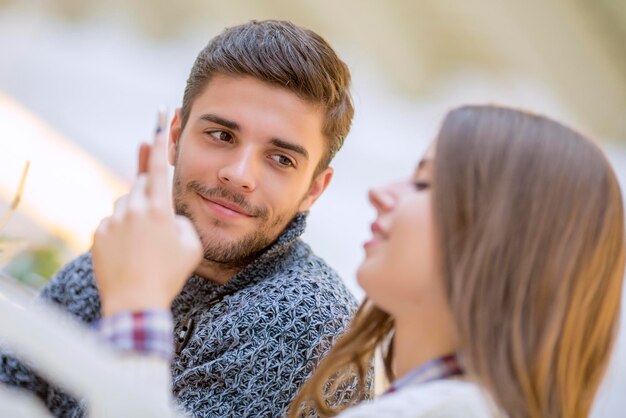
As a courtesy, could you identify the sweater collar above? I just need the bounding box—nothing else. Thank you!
[186,211,308,293]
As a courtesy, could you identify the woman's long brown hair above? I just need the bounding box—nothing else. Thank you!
[289,105,625,418]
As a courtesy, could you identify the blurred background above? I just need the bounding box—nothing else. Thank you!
[0,0,625,415]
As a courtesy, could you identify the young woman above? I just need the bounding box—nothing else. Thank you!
[93,105,625,418]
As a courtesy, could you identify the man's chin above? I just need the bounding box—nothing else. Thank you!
[198,236,236,257]
[199,250,259,271]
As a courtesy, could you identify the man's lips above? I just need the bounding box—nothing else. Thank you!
[198,194,254,218]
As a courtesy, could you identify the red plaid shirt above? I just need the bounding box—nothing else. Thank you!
[97,310,173,361]
[384,353,464,395]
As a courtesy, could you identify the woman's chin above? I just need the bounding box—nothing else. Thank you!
[356,261,378,295]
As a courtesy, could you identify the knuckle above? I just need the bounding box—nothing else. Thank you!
[126,205,143,219]
[95,217,110,235]
[148,202,167,219]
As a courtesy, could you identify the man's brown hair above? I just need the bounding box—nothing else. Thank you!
[181,20,353,175]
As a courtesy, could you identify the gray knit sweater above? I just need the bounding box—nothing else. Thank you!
[0,213,362,417]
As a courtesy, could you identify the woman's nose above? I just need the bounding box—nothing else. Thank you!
[368,181,413,213]
[368,186,395,213]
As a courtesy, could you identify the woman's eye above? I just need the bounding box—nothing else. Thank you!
[208,130,233,143]
[413,181,430,191]
[270,154,295,168]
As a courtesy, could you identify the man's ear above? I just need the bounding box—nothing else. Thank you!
[298,167,334,212]
[168,108,183,165]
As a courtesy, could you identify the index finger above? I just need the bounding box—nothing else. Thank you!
[137,142,150,176]
[148,109,171,207]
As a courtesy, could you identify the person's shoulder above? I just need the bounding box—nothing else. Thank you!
[338,380,498,418]
[266,240,358,315]
[227,241,357,334]
[39,252,100,323]
[284,240,354,293]
[406,379,498,416]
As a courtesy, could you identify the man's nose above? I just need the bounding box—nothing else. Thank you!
[217,146,258,192]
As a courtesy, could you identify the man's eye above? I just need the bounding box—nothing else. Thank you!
[208,130,233,143]
[269,154,295,168]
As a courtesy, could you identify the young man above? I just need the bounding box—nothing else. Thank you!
[0,20,361,417]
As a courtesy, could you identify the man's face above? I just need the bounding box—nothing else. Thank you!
[169,74,333,269]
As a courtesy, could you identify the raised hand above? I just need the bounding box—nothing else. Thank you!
[92,111,202,317]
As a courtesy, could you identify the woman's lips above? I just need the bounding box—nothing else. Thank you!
[364,221,388,250]
[363,239,382,250]
[371,221,388,237]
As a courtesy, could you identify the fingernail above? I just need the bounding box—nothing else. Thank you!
[155,106,169,134]
[155,110,163,134]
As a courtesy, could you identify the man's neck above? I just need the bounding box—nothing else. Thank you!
[190,213,305,285]
[193,260,244,285]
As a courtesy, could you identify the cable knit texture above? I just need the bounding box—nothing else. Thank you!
[0,213,362,417]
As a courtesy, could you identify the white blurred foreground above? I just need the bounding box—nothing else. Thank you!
[0,276,185,418]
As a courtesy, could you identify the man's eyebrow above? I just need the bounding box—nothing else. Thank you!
[198,114,240,131]
[270,138,309,160]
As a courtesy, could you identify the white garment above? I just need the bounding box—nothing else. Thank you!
[337,379,500,418]
[0,286,495,418]
[0,286,185,418]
